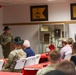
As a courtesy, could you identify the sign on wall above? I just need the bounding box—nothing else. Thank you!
[30,5,48,21]
[70,3,76,20]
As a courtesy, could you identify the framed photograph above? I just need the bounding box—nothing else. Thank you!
[30,5,48,21]
[54,29,61,37]
[70,3,76,20]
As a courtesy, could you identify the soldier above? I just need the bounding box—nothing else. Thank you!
[0,26,13,58]
[1,36,27,72]
[36,50,61,75]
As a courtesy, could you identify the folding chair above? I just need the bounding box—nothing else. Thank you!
[14,58,26,70]
[25,56,36,66]
[34,54,41,64]
[0,60,4,71]
[64,51,72,60]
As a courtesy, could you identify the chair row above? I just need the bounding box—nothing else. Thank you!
[0,54,41,71]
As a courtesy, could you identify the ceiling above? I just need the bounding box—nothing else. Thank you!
[0,0,76,5]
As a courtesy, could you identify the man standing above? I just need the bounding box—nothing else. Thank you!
[0,26,13,58]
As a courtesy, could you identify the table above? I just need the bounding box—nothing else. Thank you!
[39,53,48,63]
[40,53,48,59]
[0,72,21,75]
[22,62,50,75]
[0,59,6,63]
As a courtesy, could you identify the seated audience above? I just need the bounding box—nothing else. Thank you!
[56,60,76,75]
[36,50,61,75]
[44,70,65,75]
[64,38,73,60]
[23,40,35,57]
[1,36,26,72]
[60,39,72,59]
[70,42,76,65]
[67,38,74,48]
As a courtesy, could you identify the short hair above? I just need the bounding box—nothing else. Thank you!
[67,38,73,44]
[23,40,30,47]
[44,70,65,75]
[72,42,76,54]
[49,50,61,61]
[56,60,76,75]
[62,39,67,45]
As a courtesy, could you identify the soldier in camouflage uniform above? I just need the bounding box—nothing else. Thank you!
[0,26,13,58]
[1,36,27,72]
[36,50,61,75]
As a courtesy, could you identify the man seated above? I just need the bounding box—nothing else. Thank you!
[60,39,72,59]
[36,50,61,75]
[1,36,27,72]
[56,60,76,75]
[23,40,35,57]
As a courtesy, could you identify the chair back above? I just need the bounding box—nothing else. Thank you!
[34,54,41,64]
[64,51,72,60]
[14,58,26,69]
[25,56,36,66]
[0,60,4,71]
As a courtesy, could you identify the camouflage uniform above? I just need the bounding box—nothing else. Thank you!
[1,48,26,72]
[36,64,56,75]
[0,32,13,58]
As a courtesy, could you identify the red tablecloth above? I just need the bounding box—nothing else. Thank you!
[40,53,48,59]
[39,53,48,63]
[0,72,21,75]
[22,62,50,75]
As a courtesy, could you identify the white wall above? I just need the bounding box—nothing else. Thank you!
[3,2,75,54]
[48,2,70,21]
[10,25,39,54]
[3,2,71,23]
[69,24,76,42]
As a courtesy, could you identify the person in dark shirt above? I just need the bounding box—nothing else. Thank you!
[23,40,35,57]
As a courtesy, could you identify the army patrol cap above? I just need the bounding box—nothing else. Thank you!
[13,36,24,44]
[3,26,11,31]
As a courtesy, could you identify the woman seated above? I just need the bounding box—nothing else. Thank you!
[70,42,76,65]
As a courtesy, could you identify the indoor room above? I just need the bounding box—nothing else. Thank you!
[0,0,76,75]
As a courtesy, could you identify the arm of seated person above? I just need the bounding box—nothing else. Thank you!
[1,53,14,71]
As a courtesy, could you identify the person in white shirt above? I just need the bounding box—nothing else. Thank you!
[60,39,72,59]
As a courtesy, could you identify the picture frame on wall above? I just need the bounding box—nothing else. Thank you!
[30,5,48,21]
[54,29,61,37]
[70,3,76,20]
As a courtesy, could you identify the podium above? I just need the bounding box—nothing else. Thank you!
[5,42,15,58]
